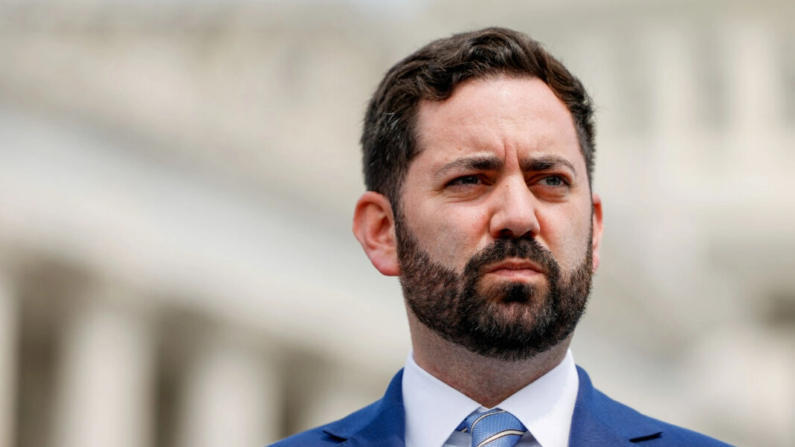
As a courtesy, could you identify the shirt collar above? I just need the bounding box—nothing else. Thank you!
[499,350,579,447]
[402,349,579,447]
[402,352,481,447]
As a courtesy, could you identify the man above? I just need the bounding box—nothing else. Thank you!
[271,27,731,447]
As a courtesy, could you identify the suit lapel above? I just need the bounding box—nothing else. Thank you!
[569,399,636,447]
[323,370,406,447]
[341,400,405,447]
[569,367,663,446]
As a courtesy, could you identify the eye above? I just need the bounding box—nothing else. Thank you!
[447,175,483,187]
[538,175,568,187]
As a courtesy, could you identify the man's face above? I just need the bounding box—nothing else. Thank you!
[395,75,602,361]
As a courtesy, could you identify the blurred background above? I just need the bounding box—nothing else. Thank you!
[0,0,794,446]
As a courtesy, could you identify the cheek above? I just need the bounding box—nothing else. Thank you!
[538,207,592,270]
[414,207,489,267]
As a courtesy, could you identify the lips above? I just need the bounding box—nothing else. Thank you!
[485,259,546,276]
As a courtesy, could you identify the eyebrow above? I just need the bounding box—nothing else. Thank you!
[433,153,577,181]
[520,155,577,175]
[433,155,504,181]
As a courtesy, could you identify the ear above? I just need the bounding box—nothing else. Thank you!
[352,191,400,276]
[591,193,604,272]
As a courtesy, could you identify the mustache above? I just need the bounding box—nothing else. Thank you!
[463,237,558,277]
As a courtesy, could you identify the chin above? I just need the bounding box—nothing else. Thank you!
[480,280,549,306]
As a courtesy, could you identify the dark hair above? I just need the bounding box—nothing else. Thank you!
[360,27,596,207]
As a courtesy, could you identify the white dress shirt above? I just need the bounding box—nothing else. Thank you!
[402,350,579,447]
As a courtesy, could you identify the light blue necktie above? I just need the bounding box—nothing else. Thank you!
[456,408,528,447]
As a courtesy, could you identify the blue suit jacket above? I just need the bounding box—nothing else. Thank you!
[270,366,732,447]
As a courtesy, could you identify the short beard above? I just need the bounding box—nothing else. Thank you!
[396,215,593,362]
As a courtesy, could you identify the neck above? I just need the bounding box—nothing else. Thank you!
[408,311,572,408]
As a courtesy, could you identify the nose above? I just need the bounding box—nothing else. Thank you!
[489,176,540,239]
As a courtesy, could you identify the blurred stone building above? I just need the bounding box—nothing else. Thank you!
[0,1,793,446]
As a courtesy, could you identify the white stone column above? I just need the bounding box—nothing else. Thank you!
[726,19,781,138]
[52,288,155,447]
[0,270,18,447]
[176,331,281,447]
[646,25,698,139]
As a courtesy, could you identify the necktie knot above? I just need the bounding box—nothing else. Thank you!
[456,408,527,447]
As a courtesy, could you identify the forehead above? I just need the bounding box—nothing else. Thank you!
[414,76,583,171]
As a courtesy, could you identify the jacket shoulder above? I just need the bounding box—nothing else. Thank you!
[267,425,339,447]
[590,386,733,446]
[267,399,382,447]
